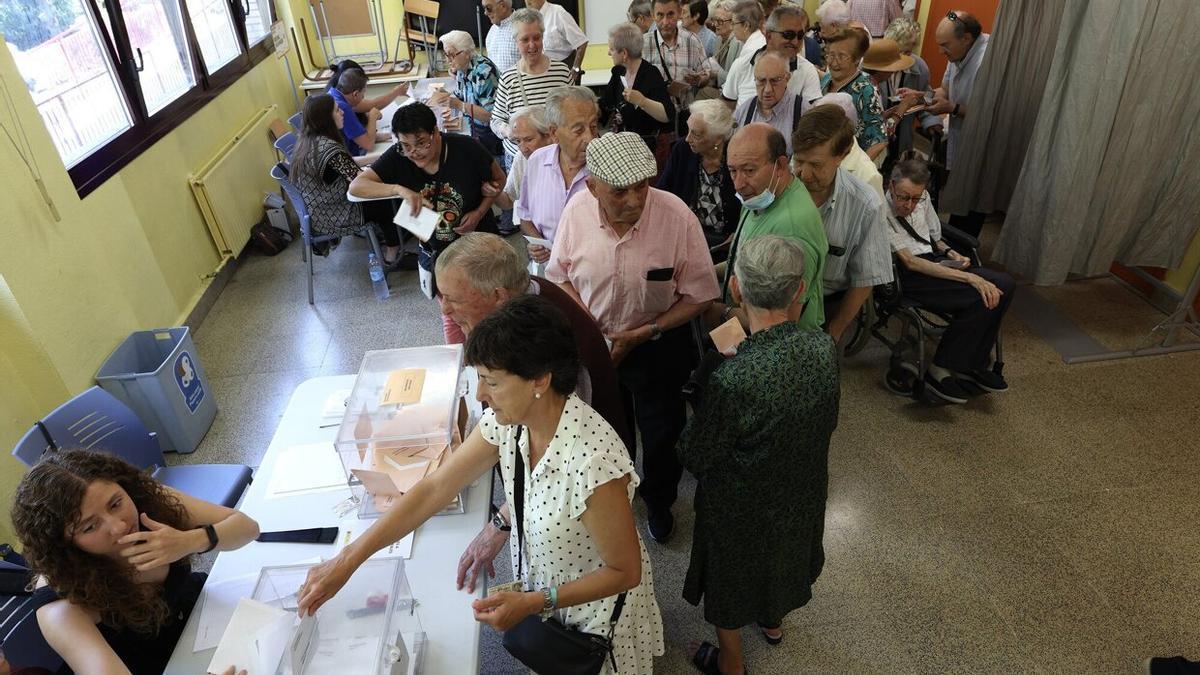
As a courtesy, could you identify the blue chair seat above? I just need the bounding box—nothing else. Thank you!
[153,463,253,509]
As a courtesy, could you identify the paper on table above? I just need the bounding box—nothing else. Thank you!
[194,573,259,652]
[393,200,440,241]
[709,316,747,356]
[265,442,347,499]
[206,598,291,675]
[336,519,414,559]
[320,389,352,419]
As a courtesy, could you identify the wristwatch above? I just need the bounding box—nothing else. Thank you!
[538,586,557,620]
[196,524,218,554]
[490,510,511,532]
[649,322,663,340]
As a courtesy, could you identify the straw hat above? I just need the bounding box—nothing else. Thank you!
[862,38,915,72]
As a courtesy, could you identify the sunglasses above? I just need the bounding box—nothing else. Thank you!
[947,10,961,22]
[769,29,802,41]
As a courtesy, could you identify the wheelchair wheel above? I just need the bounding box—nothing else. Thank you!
[884,361,920,397]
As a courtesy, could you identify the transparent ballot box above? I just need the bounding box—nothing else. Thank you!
[334,346,466,519]
[252,558,426,675]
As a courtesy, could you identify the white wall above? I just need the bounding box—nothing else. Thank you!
[583,0,625,43]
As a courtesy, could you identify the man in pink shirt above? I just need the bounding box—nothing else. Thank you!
[518,86,599,263]
[546,131,719,543]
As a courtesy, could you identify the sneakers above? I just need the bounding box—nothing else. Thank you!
[647,508,674,543]
[924,372,970,404]
[1145,656,1200,675]
[963,369,1008,393]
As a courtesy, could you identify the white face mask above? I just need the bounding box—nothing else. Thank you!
[737,165,780,211]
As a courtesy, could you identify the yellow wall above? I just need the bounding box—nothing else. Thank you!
[0,39,296,546]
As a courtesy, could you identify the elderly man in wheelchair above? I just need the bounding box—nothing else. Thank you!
[870,159,1014,404]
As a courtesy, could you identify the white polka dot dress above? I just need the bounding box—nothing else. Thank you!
[480,394,665,674]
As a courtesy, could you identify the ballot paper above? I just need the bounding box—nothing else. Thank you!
[336,519,414,559]
[393,200,440,241]
[206,598,292,675]
[709,316,747,356]
[194,573,259,652]
[265,442,347,499]
[523,235,552,250]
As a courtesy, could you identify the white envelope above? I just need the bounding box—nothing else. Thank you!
[393,200,439,241]
[206,598,292,675]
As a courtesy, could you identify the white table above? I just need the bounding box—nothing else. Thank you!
[301,64,430,92]
[164,375,487,674]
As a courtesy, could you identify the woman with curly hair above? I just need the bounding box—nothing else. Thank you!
[11,449,259,674]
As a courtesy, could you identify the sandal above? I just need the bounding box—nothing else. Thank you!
[691,641,722,675]
[757,623,782,646]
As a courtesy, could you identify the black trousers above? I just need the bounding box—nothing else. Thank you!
[617,324,695,513]
[363,200,402,247]
[899,264,1015,372]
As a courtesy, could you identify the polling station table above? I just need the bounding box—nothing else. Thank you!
[164,374,488,674]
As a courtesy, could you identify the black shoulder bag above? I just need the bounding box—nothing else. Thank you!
[501,426,628,675]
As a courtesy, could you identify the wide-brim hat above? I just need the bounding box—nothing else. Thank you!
[862,38,915,72]
[585,132,657,188]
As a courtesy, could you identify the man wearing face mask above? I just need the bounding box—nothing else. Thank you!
[546,132,719,544]
[712,123,826,331]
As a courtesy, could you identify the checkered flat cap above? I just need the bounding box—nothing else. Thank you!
[585,132,657,188]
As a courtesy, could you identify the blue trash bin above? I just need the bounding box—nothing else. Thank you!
[95,327,217,454]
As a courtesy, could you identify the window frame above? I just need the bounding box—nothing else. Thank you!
[54,0,278,197]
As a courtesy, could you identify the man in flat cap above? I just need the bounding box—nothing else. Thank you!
[546,131,719,543]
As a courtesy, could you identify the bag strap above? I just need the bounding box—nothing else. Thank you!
[894,214,934,248]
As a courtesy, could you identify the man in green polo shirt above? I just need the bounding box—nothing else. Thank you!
[714,122,827,330]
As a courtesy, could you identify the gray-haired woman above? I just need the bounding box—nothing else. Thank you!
[489,8,572,168]
[678,234,839,675]
[600,22,676,172]
[435,30,503,156]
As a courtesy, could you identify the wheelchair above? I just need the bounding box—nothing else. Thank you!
[864,222,1005,401]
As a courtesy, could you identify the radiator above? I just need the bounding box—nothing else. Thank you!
[189,105,278,257]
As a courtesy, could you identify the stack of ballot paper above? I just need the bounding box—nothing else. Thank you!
[206,598,317,675]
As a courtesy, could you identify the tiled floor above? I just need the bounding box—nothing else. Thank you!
[180,232,1200,674]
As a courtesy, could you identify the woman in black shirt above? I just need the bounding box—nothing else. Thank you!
[599,22,676,174]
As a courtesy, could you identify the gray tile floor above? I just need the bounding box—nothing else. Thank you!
[180,232,1200,674]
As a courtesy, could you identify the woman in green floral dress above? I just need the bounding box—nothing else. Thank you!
[679,235,840,675]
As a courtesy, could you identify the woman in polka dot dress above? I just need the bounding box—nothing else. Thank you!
[298,295,664,673]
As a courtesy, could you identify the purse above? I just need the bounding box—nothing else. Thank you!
[501,426,628,675]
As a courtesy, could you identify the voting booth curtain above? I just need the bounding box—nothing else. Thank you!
[943,0,1200,285]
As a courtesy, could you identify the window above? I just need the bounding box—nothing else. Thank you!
[1,0,133,167]
[0,0,276,196]
[184,0,241,73]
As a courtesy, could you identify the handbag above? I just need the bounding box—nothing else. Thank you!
[501,426,628,675]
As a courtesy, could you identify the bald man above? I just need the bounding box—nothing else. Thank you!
[732,52,807,154]
[712,122,827,331]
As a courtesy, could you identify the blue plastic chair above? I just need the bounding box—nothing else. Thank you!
[270,162,385,304]
[288,111,302,131]
[30,387,252,508]
[0,561,64,673]
[10,423,52,467]
[273,130,297,164]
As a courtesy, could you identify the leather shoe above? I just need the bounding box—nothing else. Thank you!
[647,509,674,543]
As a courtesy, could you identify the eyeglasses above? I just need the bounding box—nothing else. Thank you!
[444,48,468,59]
[892,192,924,205]
[824,50,854,63]
[768,29,802,41]
[946,10,961,22]
[755,76,787,87]
[709,18,732,26]
[399,136,434,155]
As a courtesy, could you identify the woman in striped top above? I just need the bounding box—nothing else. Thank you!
[489,7,572,166]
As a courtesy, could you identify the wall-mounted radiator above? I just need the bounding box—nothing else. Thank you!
[188,105,278,257]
